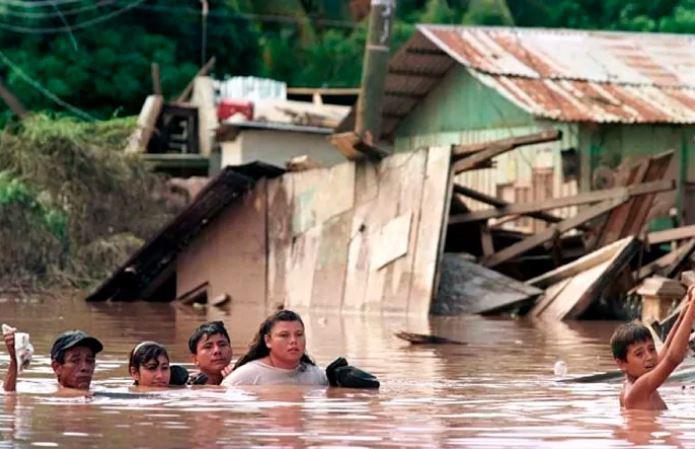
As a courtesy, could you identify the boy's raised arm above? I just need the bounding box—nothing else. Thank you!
[626,286,695,406]
[3,329,17,392]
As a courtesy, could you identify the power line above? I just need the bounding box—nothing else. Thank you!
[0,0,115,19]
[0,0,84,8]
[0,0,144,33]
[0,49,96,121]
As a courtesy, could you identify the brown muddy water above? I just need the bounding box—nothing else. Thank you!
[2,295,695,448]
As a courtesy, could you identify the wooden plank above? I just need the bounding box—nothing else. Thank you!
[453,184,569,225]
[433,254,542,315]
[310,211,352,310]
[266,176,294,309]
[531,278,572,318]
[528,236,638,288]
[636,239,695,281]
[291,162,355,236]
[126,94,163,154]
[410,146,452,316]
[285,225,322,309]
[483,198,627,268]
[450,129,561,161]
[531,237,639,320]
[648,225,695,245]
[450,180,674,224]
[370,213,412,269]
[362,154,404,313]
[480,222,494,257]
[622,151,674,237]
[151,62,162,95]
[381,150,428,314]
[593,161,648,248]
[175,56,215,102]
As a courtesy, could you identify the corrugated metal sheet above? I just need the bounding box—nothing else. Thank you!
[381,26,695,139]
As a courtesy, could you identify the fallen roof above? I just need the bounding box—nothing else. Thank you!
[86,162,285,302]
[377,25,695,139]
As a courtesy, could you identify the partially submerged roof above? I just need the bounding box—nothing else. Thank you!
[86,162,285,302]
[378,25,695,139]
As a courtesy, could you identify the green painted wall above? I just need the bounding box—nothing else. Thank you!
[394,65,535,151]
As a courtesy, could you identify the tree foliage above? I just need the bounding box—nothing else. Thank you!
[0,0,692,121]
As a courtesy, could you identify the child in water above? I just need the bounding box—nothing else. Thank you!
[611,285,695,410]
[128,341,189,387]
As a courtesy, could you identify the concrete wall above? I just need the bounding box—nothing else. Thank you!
[220,129,347,169]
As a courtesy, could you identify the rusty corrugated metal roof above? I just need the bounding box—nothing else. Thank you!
[380,26,695,139]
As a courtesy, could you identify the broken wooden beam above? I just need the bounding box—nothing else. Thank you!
[175,56,216,103]
[451,129,562,161]
[483,198,627,268]
[450,180,674,225]
[530,237,639,320]
[394,331,466,345]
[452,129,561,173]
[452,184,568,226]
[329,131,391,161]
[635,238,695,281]
[647,224,695,245]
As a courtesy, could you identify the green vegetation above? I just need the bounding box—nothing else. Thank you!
[0,0,693,122]
[0,115,173,288]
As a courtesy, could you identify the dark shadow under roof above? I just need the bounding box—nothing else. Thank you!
[86,162,284,302]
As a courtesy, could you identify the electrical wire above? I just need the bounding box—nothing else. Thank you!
[0,0,145,33]
[0,0,115,19]
[0,49,96,121]
[0,0,84,8]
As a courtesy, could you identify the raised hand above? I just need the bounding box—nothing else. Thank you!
[221,362,234,379]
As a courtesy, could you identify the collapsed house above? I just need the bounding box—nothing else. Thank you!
[90,26,695,320]
[337,25,695,225]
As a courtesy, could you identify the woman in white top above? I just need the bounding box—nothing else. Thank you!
[221,310,327,386]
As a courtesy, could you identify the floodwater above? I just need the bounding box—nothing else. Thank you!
[2,296,695,448]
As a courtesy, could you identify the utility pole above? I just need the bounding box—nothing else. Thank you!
[200,0,209,68]
[355,0,395,145]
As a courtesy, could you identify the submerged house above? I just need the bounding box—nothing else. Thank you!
[366,25,695,225]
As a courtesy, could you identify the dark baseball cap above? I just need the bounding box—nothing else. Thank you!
[50,330,104,362]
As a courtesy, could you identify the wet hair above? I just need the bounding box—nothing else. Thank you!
[610,323,653,361]
[188,321,231,354]
[233,310,315,370]
[128,341,169,383]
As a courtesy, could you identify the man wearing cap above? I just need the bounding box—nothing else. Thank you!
[50,330,103,390]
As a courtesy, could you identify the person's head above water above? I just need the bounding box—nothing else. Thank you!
[610,322,655,378]
[234,309,315,371]
[188,321,232,384]
[129,341,171,387]
[50,330,103,390]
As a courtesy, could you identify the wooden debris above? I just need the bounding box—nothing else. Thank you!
[452,184,572,227]
[637,276,686,322]
[648,225,695,245]
[329,131,391,160]
[394,331,466,345]
[125,94,163,154]
[285,155,323,172]
[0,77,28,119]
[682,270,695,287]
[530,237,640,320]
[450,180,674,225]
[175,56,216,103]
[451,129,561,173]
[483,198,627,268]
[590,151,673,250]
[635,238,695,282]
[433,254,542,315]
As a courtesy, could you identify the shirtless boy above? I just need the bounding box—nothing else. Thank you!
[611,285,695,410]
